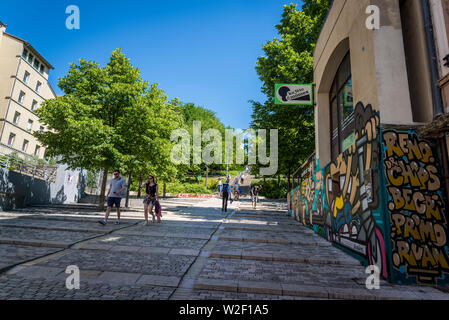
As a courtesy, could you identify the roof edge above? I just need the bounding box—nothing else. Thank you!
[4,32,54,70]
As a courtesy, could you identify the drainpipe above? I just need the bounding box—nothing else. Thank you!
[422,0,449,204]
[422,0,444,117]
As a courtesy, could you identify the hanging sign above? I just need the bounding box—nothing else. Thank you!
[275,84,313,106]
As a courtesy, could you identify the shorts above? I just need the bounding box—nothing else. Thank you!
[252,195,258,202]
[107,197,121,208]
[143,195,156,205]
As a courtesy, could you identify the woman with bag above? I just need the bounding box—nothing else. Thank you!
[141,175,159,225]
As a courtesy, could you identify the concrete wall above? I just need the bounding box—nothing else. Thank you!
[0,164,86,210]
[313,0,435,167]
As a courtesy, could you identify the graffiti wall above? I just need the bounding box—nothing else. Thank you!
[289,101,449,285]
[382,129,449,285]
[290,102,389,279]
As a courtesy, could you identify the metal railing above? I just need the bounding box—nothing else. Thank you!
[0,153,58,183]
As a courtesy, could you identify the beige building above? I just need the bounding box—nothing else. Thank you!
[0,21,54,160]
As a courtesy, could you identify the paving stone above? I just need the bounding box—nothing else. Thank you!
[1,199,449,300]
[92,271,142,285]
[136,275,181,287]
[281,283,329,299]
[109,245,141,253]
[138,247,171,255]
[238,280,282,295]
[194,278,238,292]
[169,248,200,256]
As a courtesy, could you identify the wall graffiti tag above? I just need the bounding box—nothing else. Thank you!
[323,102,387,279]
[290,102,389,279]
[383,130,449,284]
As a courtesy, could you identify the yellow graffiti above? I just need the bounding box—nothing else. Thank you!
[333,195,344,218]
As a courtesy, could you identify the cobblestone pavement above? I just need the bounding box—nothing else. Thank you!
[1,196,449,300]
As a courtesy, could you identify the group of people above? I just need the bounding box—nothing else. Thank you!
[98,170,161,226]
[96,170,264,224]
[217,177,262,211]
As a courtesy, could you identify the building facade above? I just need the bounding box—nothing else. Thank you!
[0,21,54,160]
[288,0,449,286]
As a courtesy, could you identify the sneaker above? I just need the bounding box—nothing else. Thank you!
[98,220,107,225]
[115,220,120,225]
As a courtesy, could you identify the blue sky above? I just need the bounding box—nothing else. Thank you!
[1,0,303,129]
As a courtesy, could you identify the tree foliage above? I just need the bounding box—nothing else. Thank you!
[251,1,331,179]
[35,49,183,208]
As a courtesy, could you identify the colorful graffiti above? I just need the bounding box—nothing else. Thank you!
[323,102,387,279]
[290,102,388,279]
[383,130,449,284]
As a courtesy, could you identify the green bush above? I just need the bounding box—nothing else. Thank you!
[165,181,212,194]
[251,179,289,199]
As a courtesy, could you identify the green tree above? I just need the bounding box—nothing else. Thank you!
[35,49,153,210]
[251,1,331,186]
[178,102,227,185]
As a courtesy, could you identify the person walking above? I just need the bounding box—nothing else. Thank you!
[221,179,232,212]
[234,179,240,201]
[141,175,159,225]
[217,179,223,196]
[251,185,262,209]
[98,170,127,225]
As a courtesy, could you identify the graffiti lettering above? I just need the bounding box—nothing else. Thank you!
[383,130,449,284]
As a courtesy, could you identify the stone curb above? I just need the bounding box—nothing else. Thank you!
[0,238,69,248]
[77,244,201,257]
[0,224,111,234]
[209,251,360,266]
[233,214,293,220]
[224,226,314,234]
[218,236,332,246]
[193,279,430,300]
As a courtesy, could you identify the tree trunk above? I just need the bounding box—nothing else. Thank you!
[278,174,280,187]
[137,171,143,198]
[163,182,166,198]
[98,168,109,211]
[125,171,132,208]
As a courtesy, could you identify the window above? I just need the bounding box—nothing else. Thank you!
[18,91,25,104]
[27,119,33,132]
[28,54,34,65]
[40,65,45,74]
[22,140,29,152]
[23,71,30,84]
[34,145,40,156]
[22,49,28,60]
[13,112,20,125]
[31,100,38,111]
[329,53,354,160]
[33,59,40,70]
[35,81,42,93]
[8,133,15,146]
